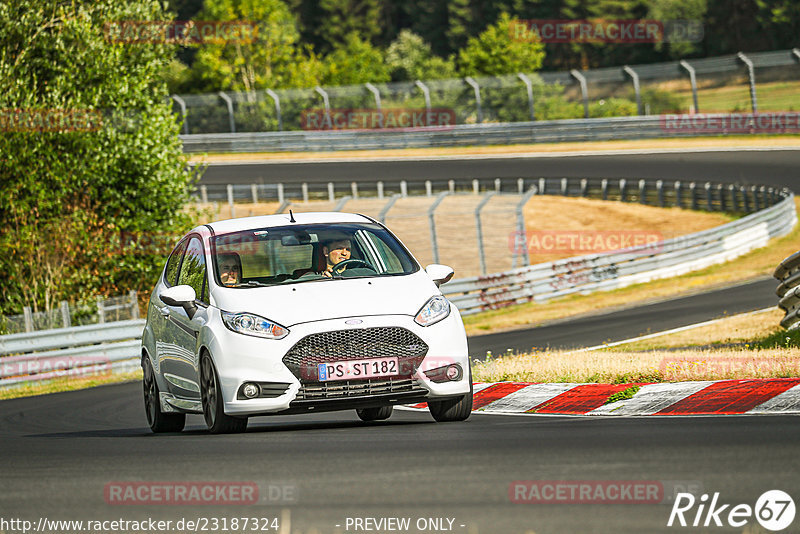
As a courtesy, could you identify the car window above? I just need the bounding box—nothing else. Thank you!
[177,237,207,303]
[211,222,417,287]
[164,239,188,287]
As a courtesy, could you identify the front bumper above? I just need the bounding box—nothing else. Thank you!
[207,311,470,417]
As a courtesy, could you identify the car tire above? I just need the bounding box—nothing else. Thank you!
[356,406,393,422]
[200,353,248,434]
[142,357,185,433]
[428,369,473,422]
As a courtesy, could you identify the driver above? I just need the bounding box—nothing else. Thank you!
[321,238,351,278]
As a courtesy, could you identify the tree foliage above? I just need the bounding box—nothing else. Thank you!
[457,13,545,77]
[0,0,196,315]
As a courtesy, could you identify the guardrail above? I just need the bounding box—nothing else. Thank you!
[443,186,796,315]
[774,252,800,329]
[0,320,144,388]
[180,113,800,153]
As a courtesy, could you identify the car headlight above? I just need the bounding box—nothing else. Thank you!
[221,311,289,339]
[414,296,451,326]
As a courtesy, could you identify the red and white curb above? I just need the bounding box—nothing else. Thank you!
[404,379,800,416]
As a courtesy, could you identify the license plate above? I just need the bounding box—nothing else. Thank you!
[317,357,399,381]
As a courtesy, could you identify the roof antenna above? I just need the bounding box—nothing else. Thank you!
[289,209,296,223]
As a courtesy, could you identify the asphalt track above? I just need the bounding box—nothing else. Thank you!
[467,277,778,358]
[199,149,800,191]
[2,383,800,534]
[2,149,799,533]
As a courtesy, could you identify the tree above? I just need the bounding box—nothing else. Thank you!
[0,0,196,315]
[190,0,323,92]
[316,0,382,53]
[385,30,457,81]
[457,13,545,76]
[321,32,390,85]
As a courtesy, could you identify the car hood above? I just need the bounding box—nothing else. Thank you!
[211,271,440,327]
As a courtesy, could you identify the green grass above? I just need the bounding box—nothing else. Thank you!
[604,385,641,404]
[674,80,800,113]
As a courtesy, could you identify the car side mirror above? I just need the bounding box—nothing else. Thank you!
[425,264,455,287]
[159,285,198,318]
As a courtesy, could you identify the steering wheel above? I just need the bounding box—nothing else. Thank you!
[331,259,376,275]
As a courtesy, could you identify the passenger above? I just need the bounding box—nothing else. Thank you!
[218,253,242,286]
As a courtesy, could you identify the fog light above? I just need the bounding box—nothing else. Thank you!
[446,364,462,381]
[242,383,260,399]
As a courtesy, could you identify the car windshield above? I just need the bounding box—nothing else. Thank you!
[211,222,418,288]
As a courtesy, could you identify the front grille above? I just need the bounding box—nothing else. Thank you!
[283,327,429,381]
[295,377,419,400]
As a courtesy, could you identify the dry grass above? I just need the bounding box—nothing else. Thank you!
[0,370,142,401]
[190,136,800,163]
[463,198,800,335]
[473,347,800,384]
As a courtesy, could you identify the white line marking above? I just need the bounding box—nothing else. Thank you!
[197,146,800,166]
[574,307,776,353]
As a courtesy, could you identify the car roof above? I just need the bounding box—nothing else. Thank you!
[200,211,374,235]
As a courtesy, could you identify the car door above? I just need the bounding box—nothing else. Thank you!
[159,235,209,400]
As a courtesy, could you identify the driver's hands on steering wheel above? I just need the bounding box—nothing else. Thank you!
[326,258,376,277]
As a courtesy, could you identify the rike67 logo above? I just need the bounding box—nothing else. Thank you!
[668,490,795,531]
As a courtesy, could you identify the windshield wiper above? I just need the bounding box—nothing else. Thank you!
[234,281,271,288]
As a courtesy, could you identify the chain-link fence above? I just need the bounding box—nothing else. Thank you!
[172,49,800,134]
[0,292,139,335]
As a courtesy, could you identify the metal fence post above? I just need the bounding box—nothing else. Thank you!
[415,80,431,117]
[513,187,538,268]
[351,182,359,199]
[227,184,235,218]
[675,181,682,208]
[400,181,408,198]
[328,182,335,202]
[657,180,664,207]
[639,179,647,204]
[23,306,33,332]
[448,180,455,193]
[718,184,726,211]
[517,73,535,121]
[601,179,608,200]
[737,52,758,113]
[580,178,588,197]
[428,192,450,264]
[425,180,432,197]
[794,49,800,62]
[742,186,751,212]
[729,184,737,211]
[705,182,713,210]
[623,66,643,115]
[251,184,258,203]
[379,194,400,224]
[472,179,479,195]
[495,178,502,192]
[570,70,589,119]
[561,178,568,196]
[129,290,139,320]
[314,86,333,128]
[60,301,71,328]
[377,181,384,199]
[539,178,546,195]
[96,297,105,324]
[302,183,309,202]
[475,192,496,275]
[679,60,699,113]
[218,91,236,133]
[171,95,189,135]
[752,185,760,211]
[464,77,483,124]
[518,178,525,194]
[619,179,627,202]
[277,183,285,204]
[689,182,698,210]
[265,89,282,131]
[200,185,208,204]
[365,82,383,127]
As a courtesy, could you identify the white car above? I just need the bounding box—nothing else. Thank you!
[141,212,472,433]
